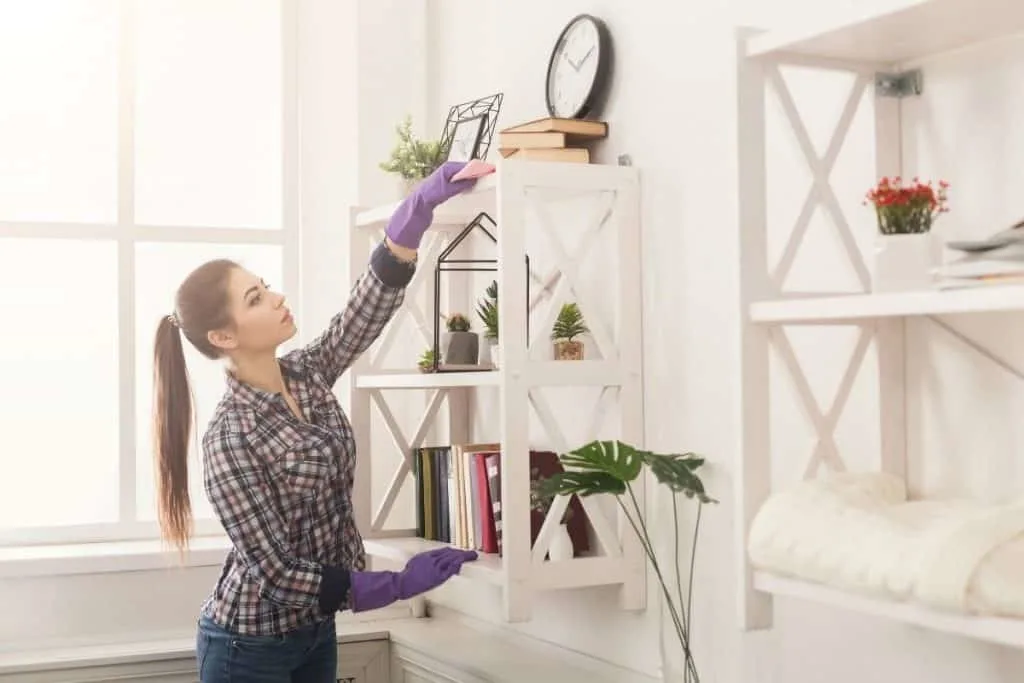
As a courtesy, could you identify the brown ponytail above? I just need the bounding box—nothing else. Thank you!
[153,314,194,552]
[152,257,239,553]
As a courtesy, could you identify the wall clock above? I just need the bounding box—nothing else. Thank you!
[544,14,612,120]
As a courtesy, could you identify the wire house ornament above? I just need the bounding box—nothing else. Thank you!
[431,210,530,373]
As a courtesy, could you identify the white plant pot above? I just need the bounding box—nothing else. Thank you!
[548,523,574,561]
[872,232,939,292]
[491,342,501,369]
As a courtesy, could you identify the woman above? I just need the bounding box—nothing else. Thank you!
[152,161,482,683]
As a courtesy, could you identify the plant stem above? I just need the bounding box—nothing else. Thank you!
[672,492,685,634]
[686,502,703,675]
[615,497,687,646]
[621,486,700,682]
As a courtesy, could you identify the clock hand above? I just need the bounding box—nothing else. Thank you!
[562,50,580,71]
[576,45,595,67]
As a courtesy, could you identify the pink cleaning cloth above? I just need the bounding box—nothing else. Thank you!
[451,159,496,182]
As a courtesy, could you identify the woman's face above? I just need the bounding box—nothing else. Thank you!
[208,266,296,356]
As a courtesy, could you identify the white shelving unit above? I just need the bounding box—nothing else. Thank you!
[736,2,1024,647]
[345,159,646,623]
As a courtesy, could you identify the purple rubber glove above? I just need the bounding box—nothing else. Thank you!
[349,547,478,612]
[385,161,479,249]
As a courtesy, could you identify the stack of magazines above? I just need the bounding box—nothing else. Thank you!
[933,220,1024,289]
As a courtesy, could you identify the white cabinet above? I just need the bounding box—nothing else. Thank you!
[389,644,476,683]
[337,639,390,683]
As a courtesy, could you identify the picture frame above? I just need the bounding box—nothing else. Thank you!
[446,114,486,162]
[439,93,503,162]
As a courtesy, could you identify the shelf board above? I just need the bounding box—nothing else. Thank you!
[363,537,504,585]
[749,284,1024,324]
[355,370,500,389]
[364,537,633,592]
[746,0,1024,63]
[754,571,1024,648]
[354,361,627,390]
[355,175,497,231]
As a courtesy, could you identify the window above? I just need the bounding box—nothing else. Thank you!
[0,0,298,545]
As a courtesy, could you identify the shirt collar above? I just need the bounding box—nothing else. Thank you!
[225,356,304,410]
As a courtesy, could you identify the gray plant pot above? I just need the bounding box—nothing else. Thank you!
[443,331,479,366]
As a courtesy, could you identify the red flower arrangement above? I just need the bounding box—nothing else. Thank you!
[864,176,950,235]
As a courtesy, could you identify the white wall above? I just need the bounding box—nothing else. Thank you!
[424,1,1024,682]
[423,1,746,681]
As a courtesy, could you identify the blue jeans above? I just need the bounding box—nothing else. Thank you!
[195,615,338,683]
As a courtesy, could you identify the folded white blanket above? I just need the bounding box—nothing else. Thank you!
[747,472,1024,618]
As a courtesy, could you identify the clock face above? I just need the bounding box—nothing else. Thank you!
[546,16,605,119]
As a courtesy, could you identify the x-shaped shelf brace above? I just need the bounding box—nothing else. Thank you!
[767,64,871,294]
[529,386,623,563]
[527,190,618,360]
[369,387,448,532]
[771,325,873,478]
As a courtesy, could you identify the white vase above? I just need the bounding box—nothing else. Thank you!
[872,232,939,292]
[548,523,574,561]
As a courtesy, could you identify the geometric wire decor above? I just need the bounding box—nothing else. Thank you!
[438,93,504,162]
[431,211,530,372]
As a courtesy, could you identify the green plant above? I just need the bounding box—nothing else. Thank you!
[446,313,471,333]
[551,302,588,341]
[379,115,445,181]
[530,468,574,524]
[417,347,436,372]
[533,440,716,683]
[475,280,498,340]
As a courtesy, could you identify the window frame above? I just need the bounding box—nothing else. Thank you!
[0,0,300,548]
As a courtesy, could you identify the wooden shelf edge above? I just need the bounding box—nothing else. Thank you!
[363,537,504,585]
[353,361,627,390]
[749,285,1024,324]
[754,571,1024,648]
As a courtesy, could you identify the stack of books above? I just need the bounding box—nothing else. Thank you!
[934,222,1024,289]
[497,117,608,164]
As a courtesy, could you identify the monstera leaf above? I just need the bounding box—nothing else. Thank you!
[532,440,641,500]
[642,451,717,504]
[560,440,644,481]
[532,440,716,505]
[533,470,625,499]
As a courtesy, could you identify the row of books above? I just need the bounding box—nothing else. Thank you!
[411,443,590,558]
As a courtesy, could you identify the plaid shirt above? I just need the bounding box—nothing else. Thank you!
[199,242,413,635]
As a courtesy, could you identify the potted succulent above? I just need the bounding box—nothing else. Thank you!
[379,115,445,196]
[551,302,588,360]
[475,280,499,368]
[441,312,478,366]
[864,176,950,292]
[417,347,437,373]
[534,440,716,683]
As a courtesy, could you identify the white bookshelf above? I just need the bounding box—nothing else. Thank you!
[746,0,1024,63]
[736,2,1024,647]
[345,159,646,623]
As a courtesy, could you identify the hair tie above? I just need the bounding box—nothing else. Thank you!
[167,313,180,329]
